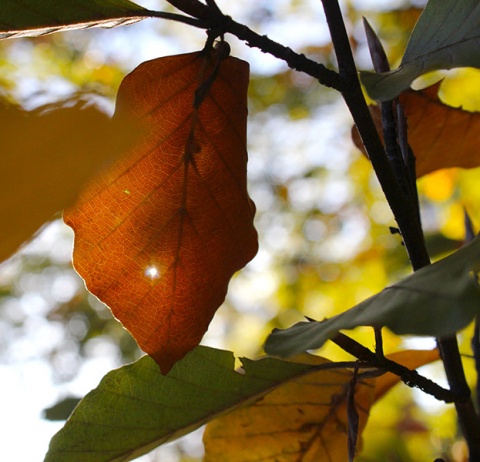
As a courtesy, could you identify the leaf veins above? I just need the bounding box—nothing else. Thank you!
[64,50,258,373]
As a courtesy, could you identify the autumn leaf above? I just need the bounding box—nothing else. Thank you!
[64,50,258,373]
[352,82,480,177]
[204,354,375,462]
[0,0,149,39]
[202,349,440,461]
[0,100,137,263]
[400,82,480,176]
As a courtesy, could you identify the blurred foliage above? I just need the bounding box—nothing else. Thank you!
[0,0,479,461]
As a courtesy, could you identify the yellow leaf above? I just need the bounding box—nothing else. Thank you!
[203,355,375,461]
[0,100,137,263]
[204,350,440,461]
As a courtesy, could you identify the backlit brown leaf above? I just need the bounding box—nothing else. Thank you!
[64,51,258,373]
[0,101,135,263]
[399,82,480,176]
[353,83,480,177]
[203,355,375,462]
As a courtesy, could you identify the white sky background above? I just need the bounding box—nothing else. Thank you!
[0,0,416,460]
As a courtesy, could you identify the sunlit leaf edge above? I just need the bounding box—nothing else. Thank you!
[0,0,151,40]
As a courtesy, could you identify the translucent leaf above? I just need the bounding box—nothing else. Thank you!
[352,82,480,177]
[204,355,375,462]
[0,0,149,39]
[400,82,480,176]
[266,236,480,357]
[64,51,258,373]
[361,0,480,100]
[0,101,137,263]
[203,350,440,461]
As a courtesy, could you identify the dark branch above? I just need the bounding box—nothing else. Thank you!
[223,18,342,91]
[331,333,456,403]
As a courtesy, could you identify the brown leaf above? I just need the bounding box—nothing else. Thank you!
[203,355,375,462]
[352,82,480,177]
[0,101,135,263]
[400,82,480,176]
[64,51,258,373]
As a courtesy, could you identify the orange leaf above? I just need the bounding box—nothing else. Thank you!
[400,82,480,176]
[64,51,258,373]
[352,83,480,177]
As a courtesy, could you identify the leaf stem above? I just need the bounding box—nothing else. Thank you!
[320,0,429,269]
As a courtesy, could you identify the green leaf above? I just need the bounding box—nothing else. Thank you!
[360,0,480,100]
[266,236,480,357]
[44,346,339,462]
[0,0,150,39]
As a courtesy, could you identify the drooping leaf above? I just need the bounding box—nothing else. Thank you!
[361,0,480,100]
[0,0,149,39]
[45,346,360,462]
[0,101,137,264]
[266,236,480,357]
[352,83,480,177]
[64,51,258,373]
[204,354,375,462]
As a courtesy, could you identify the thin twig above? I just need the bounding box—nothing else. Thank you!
[224,18,342,91]
[331,333,456,403]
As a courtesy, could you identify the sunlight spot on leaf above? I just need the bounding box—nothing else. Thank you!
[144,266,160,279]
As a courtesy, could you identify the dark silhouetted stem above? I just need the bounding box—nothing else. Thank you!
[224,18,342,91]
[320,0,480,458]
[332,333,456,403]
